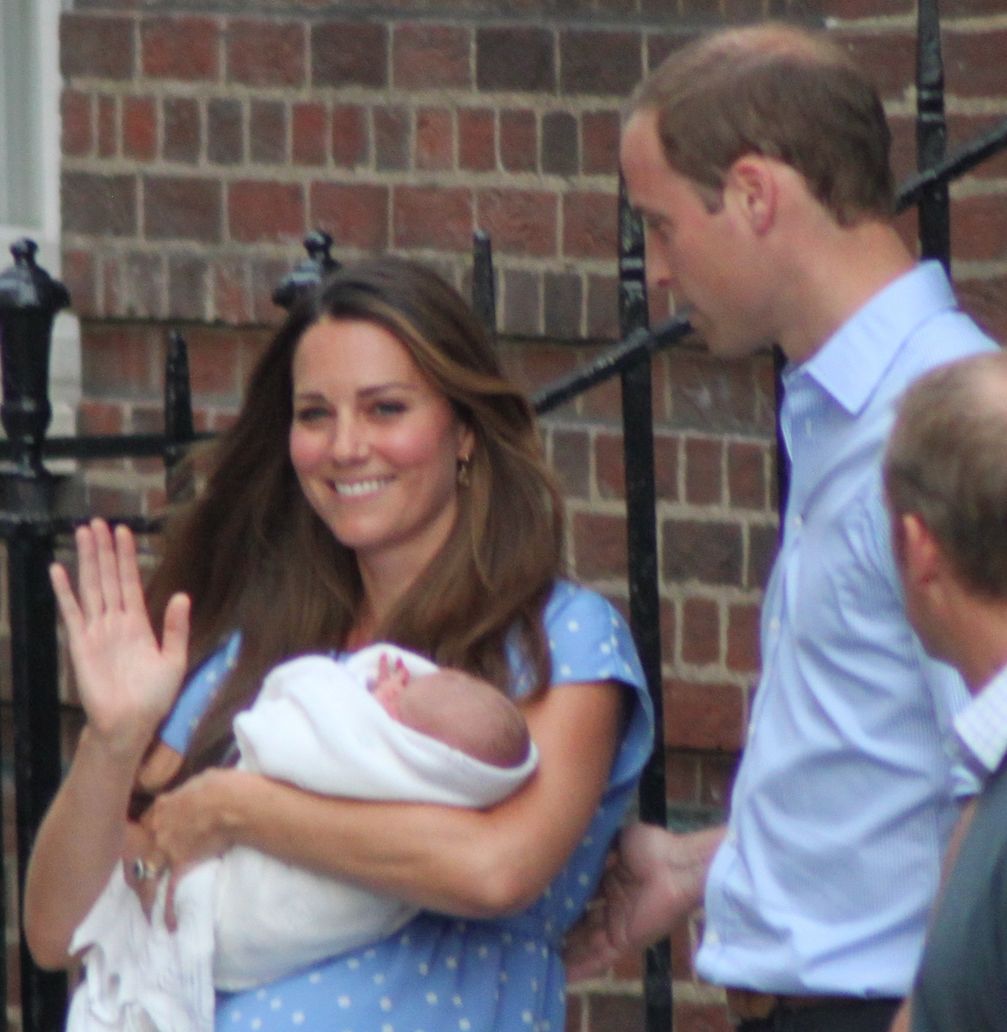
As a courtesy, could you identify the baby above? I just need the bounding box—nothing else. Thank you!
[369,652,531,767]
[213,645,538,989]
[67,645,538,1031]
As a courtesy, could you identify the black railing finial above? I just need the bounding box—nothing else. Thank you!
[0,239,70,476]
[272,229,340,311]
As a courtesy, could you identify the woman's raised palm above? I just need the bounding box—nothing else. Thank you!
[49,519,190,759]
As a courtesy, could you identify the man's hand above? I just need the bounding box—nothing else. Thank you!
[564,822,725,981]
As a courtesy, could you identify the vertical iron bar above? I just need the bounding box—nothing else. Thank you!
[0,240,70,1032]
[8,528,68,1032]
[617,175,673,1032]
[164,331,196,505]
[471,231,497,342]
[916,0,950,269]
[1,588,6,1032]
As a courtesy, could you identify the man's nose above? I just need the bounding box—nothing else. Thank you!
[644,234,675,293]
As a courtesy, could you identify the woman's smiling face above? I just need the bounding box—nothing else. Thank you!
[289,316,472,578]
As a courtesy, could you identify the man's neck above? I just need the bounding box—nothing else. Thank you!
[776,219,916,364]
[945,596,1007,696]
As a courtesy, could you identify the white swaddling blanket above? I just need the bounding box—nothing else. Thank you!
[67,644,538,1031]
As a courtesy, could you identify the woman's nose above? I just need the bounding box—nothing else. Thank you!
[329,414,367,462]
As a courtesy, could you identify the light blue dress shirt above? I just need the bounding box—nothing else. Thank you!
[696,262,998,996]
[954,664,1007,777]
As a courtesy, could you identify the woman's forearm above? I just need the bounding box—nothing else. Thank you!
[227,775,556,916]
[147,680,623,918]
[23,728,142,968]
[28,522,191,967]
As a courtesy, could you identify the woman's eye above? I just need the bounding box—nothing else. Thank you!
[294,406,329,424]
[372,399,407,417]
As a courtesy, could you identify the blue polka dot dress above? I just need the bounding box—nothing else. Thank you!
[160,580,654,1031]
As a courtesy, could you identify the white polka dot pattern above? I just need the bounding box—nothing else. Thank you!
[171,582,653,1030]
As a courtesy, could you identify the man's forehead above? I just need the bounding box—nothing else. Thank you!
[620,108,660,152]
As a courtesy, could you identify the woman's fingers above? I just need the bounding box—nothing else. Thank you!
[125,852,170,920]
[74,522,102,620]
[162,869,183,933]
[161,593,191,675]
[93,519,124,614]
[49,562,84,637]
[62,520,149,624]
[114,523,146,614]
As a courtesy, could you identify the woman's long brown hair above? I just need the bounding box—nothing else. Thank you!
[146,257,565,778]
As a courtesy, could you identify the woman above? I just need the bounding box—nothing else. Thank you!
[25,258,653,1030]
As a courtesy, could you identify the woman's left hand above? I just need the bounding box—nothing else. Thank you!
[141,767,250,927]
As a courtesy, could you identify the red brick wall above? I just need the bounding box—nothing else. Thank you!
[2,0,1006,1029]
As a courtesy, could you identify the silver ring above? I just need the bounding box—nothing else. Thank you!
[131,857,163,882]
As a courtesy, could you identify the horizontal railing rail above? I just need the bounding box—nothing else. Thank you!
[896,113,1007,214]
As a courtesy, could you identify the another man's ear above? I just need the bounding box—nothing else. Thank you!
[724,155,778,234]
[900,512,942,588]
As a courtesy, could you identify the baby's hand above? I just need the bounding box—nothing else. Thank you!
[372,654,410,718]
[374,653,409,691]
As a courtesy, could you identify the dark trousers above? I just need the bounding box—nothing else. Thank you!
[737,998,900,1032]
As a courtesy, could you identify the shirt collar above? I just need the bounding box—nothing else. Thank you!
[954,664,1007,777]
[782,261,959,415]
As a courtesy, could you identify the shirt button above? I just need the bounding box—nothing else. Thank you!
[706,928,721,945]
[768,617,781,635]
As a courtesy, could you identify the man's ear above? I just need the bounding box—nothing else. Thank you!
[900,512,942,589]
[724,155,778,234]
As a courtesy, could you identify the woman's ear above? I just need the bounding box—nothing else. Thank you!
[457,422,475,464]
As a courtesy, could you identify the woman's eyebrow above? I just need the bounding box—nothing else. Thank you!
[292,383,423,401]
[358,382,422,397]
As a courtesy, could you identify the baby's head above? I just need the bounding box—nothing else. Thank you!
[372,660,530,769]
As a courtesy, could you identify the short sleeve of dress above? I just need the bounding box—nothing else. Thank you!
[517,580,654,799]
[159,633,241,753]
[543,580,646,688]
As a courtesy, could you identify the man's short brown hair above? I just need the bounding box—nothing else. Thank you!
[884,351,1007,600]
[629,23,895,224]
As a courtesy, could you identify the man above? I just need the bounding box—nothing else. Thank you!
[883,353,1007,1032]
[564,21,997,1032]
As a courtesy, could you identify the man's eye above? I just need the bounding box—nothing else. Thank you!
[644,217,671,240]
